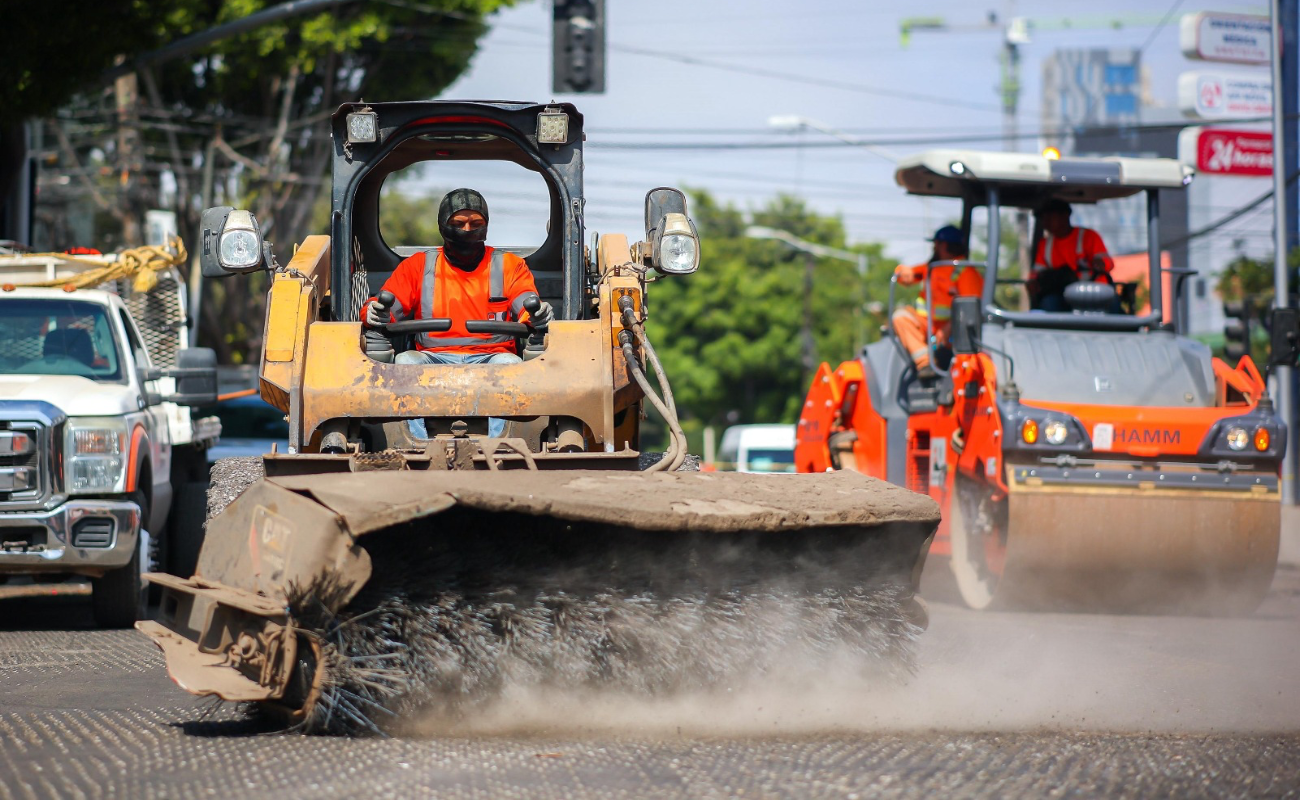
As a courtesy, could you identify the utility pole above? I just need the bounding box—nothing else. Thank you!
[1270,0,1296,504]
[1001,14,1032,282]
[802,251,817,379]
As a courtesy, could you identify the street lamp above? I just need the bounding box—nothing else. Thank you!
[767,116,899,164]
[744,225,870,371]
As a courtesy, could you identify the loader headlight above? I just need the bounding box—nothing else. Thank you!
[1043,419,1069,446]
[65,419,128,494]
[536,109,569,144]
[346,110,378,143]
[652,212,700,275]
[1225,426,1249,451]
[216,209,264,272]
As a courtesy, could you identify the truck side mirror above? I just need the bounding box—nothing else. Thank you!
[1269,307,1300,367]
[164,347,219,406]
[199,206,266,277]
[950,297,983,356]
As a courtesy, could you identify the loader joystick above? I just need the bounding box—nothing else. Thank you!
[372,290,541,340]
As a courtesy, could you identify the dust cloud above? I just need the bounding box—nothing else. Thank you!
[404,558,1300,738]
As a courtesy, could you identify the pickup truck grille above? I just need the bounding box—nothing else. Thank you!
[0,422,46,508]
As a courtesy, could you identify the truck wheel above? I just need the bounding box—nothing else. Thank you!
[169,481,210,578]
[91,491,147,628]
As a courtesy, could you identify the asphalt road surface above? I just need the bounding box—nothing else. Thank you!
[1,511,1297,799]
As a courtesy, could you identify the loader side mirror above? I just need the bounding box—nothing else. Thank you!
[645,187,687,235]
[200,206,265,277]
[950,297,982,356]
[1268,307,1300,367]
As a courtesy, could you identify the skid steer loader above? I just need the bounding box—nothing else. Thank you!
[797,149,1286,615]
[135,102,939,733]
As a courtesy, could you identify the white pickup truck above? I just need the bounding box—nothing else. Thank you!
[0,252,219,627]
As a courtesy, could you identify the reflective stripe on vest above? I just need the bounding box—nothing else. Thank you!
[1043,228,1088,271]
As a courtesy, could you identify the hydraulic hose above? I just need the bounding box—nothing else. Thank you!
[620,302,677,418]
[618,308,688,472]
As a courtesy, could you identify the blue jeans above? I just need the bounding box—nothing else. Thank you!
[395,349,522,438]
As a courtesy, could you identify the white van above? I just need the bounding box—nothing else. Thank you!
[715,424,796,473]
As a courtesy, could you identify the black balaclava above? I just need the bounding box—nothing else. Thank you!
[438,188,489,270]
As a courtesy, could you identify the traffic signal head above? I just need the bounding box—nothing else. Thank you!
[552,0,605,94]
[1222,300,1251,363]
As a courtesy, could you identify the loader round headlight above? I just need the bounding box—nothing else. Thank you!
[1021,419,1039,444]
[659,233,698,274]
[1225,426,1248,451]
[1043,420,1068,446]
[219,229,261,270]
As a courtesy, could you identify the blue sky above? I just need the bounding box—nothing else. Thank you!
[405,0,1275,265]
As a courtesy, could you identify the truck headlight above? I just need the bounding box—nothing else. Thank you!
[65,419,128,494]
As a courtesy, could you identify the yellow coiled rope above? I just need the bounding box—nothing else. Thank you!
[3,237,188,294]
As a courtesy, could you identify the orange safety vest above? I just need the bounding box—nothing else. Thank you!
[371,246,540,354]
[898,261,984,321]
[1034,227,1114,278]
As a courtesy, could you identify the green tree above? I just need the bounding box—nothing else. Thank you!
[23,0,513,362]
[645,190,888,451]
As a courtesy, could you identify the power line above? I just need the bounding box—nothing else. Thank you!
[1138,0,1187,54]
[608,41,1003,114]
[1163,170,1300,249]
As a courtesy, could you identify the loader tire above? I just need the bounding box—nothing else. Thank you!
[169,481,210,578]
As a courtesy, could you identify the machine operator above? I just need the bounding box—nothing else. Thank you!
[892,225,984,378]
[1029,199,1115,312]
[361,188,554,437]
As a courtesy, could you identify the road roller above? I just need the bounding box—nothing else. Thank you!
[796,148,1286,615]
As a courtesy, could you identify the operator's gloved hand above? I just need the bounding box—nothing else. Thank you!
[364,301,389,328]
[530,301,554,327]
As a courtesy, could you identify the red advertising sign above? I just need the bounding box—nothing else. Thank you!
[1195,128,1273,177]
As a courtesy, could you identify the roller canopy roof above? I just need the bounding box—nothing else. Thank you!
[894,149,1195,207]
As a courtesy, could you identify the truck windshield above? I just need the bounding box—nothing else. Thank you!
[0,299,123,382]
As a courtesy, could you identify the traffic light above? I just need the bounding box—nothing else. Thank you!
[1268,307,1300,368]
[1223,300,1252,363]
[552,0,605,94]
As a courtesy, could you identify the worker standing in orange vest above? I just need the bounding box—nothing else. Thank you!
[362,188,554,436]
[892,225,984,378]
[1029,199,1115,312]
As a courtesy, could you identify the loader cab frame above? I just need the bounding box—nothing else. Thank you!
[328,101,586,321]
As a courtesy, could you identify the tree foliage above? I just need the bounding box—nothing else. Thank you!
[1,1,169,122]
[23,0,511,362]
[645,190,889,450]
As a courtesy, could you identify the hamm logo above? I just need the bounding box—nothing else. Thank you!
[1115,427,1180,446]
